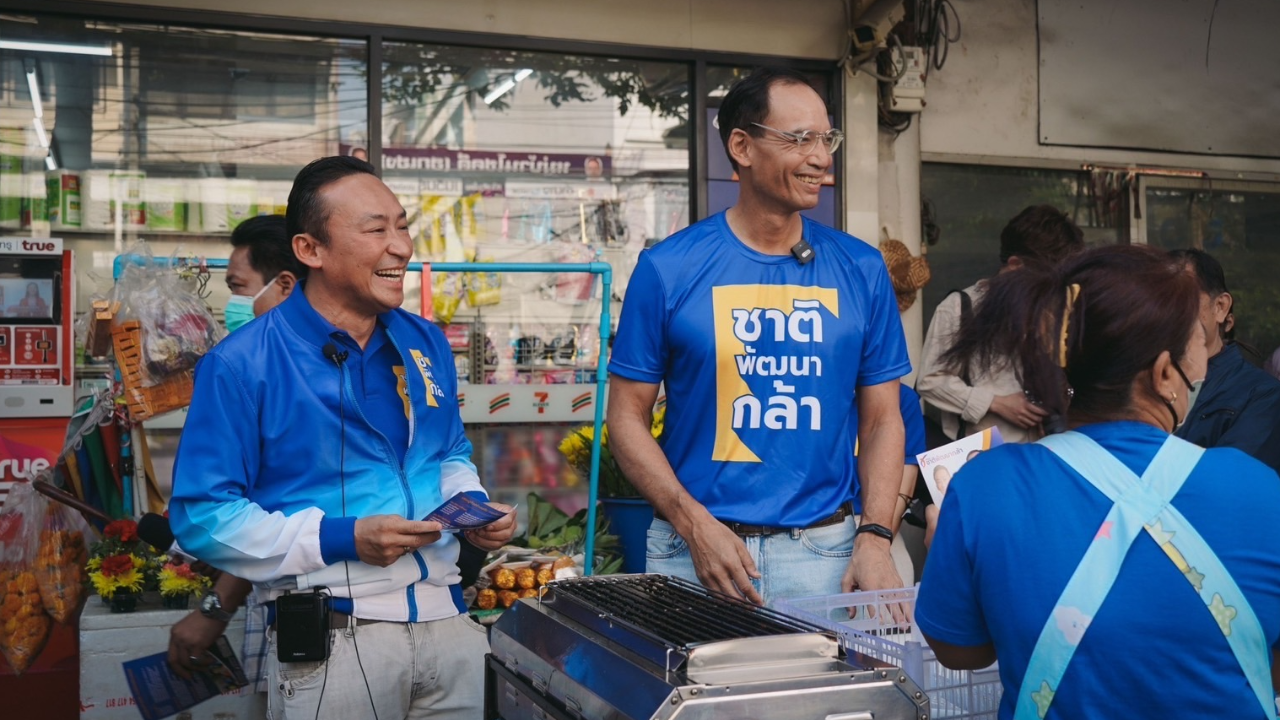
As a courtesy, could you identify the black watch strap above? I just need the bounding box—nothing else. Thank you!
[854,522,894,541]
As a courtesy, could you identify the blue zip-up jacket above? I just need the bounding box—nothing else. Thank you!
[170,289,484,622]
[1177,342,1280,474]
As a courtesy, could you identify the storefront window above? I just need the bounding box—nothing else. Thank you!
[1146,181,1280,360]
[919,163,1118,323]
[1,15,367,305]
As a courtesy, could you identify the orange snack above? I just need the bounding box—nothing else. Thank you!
[0,567,53,674]
[515,568,537,590]
[491,568,516,590]
[535,567,555,587]
[33,518,88,623]
[497,590,520,608]
[475,588,498,610]
[518,588,538,599]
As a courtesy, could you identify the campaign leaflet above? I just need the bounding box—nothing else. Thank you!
[915,427,1004,506]
[123,634,249,720]
[424,492,507,530]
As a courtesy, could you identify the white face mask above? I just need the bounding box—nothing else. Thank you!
[1171,362,1206,429]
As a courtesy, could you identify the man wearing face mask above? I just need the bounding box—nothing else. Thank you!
[1168,249,1280,473]
[223,214,303,332]
[168,214,300,688]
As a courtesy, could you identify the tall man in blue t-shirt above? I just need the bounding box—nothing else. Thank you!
[607,67,911,604]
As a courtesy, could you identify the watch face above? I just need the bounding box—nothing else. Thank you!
[201,593,219,613]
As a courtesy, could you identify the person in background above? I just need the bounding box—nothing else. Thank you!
[1266,346,1280,383]
[170,157,514,719]
[918,244,1280,719]
[608,67,910,606]
[1168,249,1280,473]
[222,214,304,332]
[917,205,1085,444]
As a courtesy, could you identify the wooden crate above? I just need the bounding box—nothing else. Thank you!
[111,320,193,422]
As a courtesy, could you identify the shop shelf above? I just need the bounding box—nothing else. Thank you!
[777,586,1001,720]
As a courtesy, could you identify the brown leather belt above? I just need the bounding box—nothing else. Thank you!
[654,502,853,537]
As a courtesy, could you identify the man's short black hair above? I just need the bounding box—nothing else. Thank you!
[286,155,379,244]
[717,67,825,172]
[230,214,306,280]
[998,205,1085,266]
[1168,247,1229,297]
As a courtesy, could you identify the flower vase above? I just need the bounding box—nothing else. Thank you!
[162,594,191,610]
[109,591,141,614]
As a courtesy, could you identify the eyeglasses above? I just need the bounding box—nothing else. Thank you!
[750,122,845,154]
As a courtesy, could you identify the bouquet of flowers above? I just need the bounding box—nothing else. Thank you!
[158,561,211,599]
[87,553,147,599]
[558,405,665,498]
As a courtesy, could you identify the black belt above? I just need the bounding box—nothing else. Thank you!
[655,502,853,537]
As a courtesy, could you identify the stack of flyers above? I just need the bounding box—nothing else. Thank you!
[915,427,1004,505]
[123,635,249,720]
[425,492,509,530]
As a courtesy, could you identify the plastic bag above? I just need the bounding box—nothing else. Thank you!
[115,243,223,387]
[0,482,53,675]
[34,501,93,624]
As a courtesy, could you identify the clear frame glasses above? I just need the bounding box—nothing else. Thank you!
[750,122,844,154]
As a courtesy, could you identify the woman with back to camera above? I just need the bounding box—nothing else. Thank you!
[916,244,1280,720]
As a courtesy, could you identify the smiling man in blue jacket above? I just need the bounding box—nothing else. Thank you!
[171,156,515,720]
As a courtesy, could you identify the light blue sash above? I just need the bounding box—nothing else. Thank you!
[1013,432,1275,720]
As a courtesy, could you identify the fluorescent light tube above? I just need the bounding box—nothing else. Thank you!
[33,118,49,148]
[26,69,42,119]
[45,154,57,171]
[483,68,533,105]
[0,40,113,56]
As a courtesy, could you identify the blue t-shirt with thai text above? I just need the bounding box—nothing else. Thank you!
[609,211,910,526]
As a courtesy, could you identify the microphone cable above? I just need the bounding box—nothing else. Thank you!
[315,341,378,720]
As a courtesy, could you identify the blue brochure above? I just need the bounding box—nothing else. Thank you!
[123,634,249,720]
[424,492,508,530]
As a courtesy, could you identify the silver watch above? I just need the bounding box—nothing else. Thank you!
[199,591,234,622]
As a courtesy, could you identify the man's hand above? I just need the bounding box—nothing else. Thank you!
[990,392,1048,429]
[167,611,226,680]
[842,535,904,593]
[462,503,517,551]
[684,517,763,605]
[354,515,443,566]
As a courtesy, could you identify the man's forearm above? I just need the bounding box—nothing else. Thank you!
[211,574,253,615]
[609,415,710,535]
[858,419,906,531]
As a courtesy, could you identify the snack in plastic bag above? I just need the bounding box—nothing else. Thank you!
[34,503,91,623]
[0,483,53,674]
[433,273,465,324]
[115,243,223,387]
[465,263,502,308]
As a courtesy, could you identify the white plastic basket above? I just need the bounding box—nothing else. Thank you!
[777,586,1002,720]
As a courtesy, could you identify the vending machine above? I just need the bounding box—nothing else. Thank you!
[0,236,74,417]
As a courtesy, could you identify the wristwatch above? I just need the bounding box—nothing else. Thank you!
[199,591,234,622]
[854,522,895,542]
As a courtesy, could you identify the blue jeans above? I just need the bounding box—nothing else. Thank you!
[646,516,914,607]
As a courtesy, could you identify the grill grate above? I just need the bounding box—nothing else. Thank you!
[549,575,825,649]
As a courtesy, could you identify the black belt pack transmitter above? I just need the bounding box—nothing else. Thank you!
[276,589,331,663]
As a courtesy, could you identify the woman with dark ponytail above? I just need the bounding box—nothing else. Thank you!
[915,245,1280,720]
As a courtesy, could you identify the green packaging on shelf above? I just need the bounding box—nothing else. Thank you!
[21,173,47,228]
[224,179,257,231]
[46,170,81,228]
[144,178,186,231]
[0,152,21,228]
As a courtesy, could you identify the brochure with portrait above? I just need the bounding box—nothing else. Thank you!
[424,492,508,530]
[123,634,249,720]
[915,427,1004,505]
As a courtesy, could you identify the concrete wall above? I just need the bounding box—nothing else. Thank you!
[73,0,848,60]
[920,0,1280,178]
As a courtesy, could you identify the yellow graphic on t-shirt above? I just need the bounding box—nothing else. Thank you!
[711,285,839,463]
[393,365,412,419]
[408,349,442,408]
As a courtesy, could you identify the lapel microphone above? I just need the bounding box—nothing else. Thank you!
[322,342,349,366]
[791,239,815,265]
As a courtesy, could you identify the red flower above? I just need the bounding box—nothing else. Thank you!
[104,520,138,543]
[101,554,135,577]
